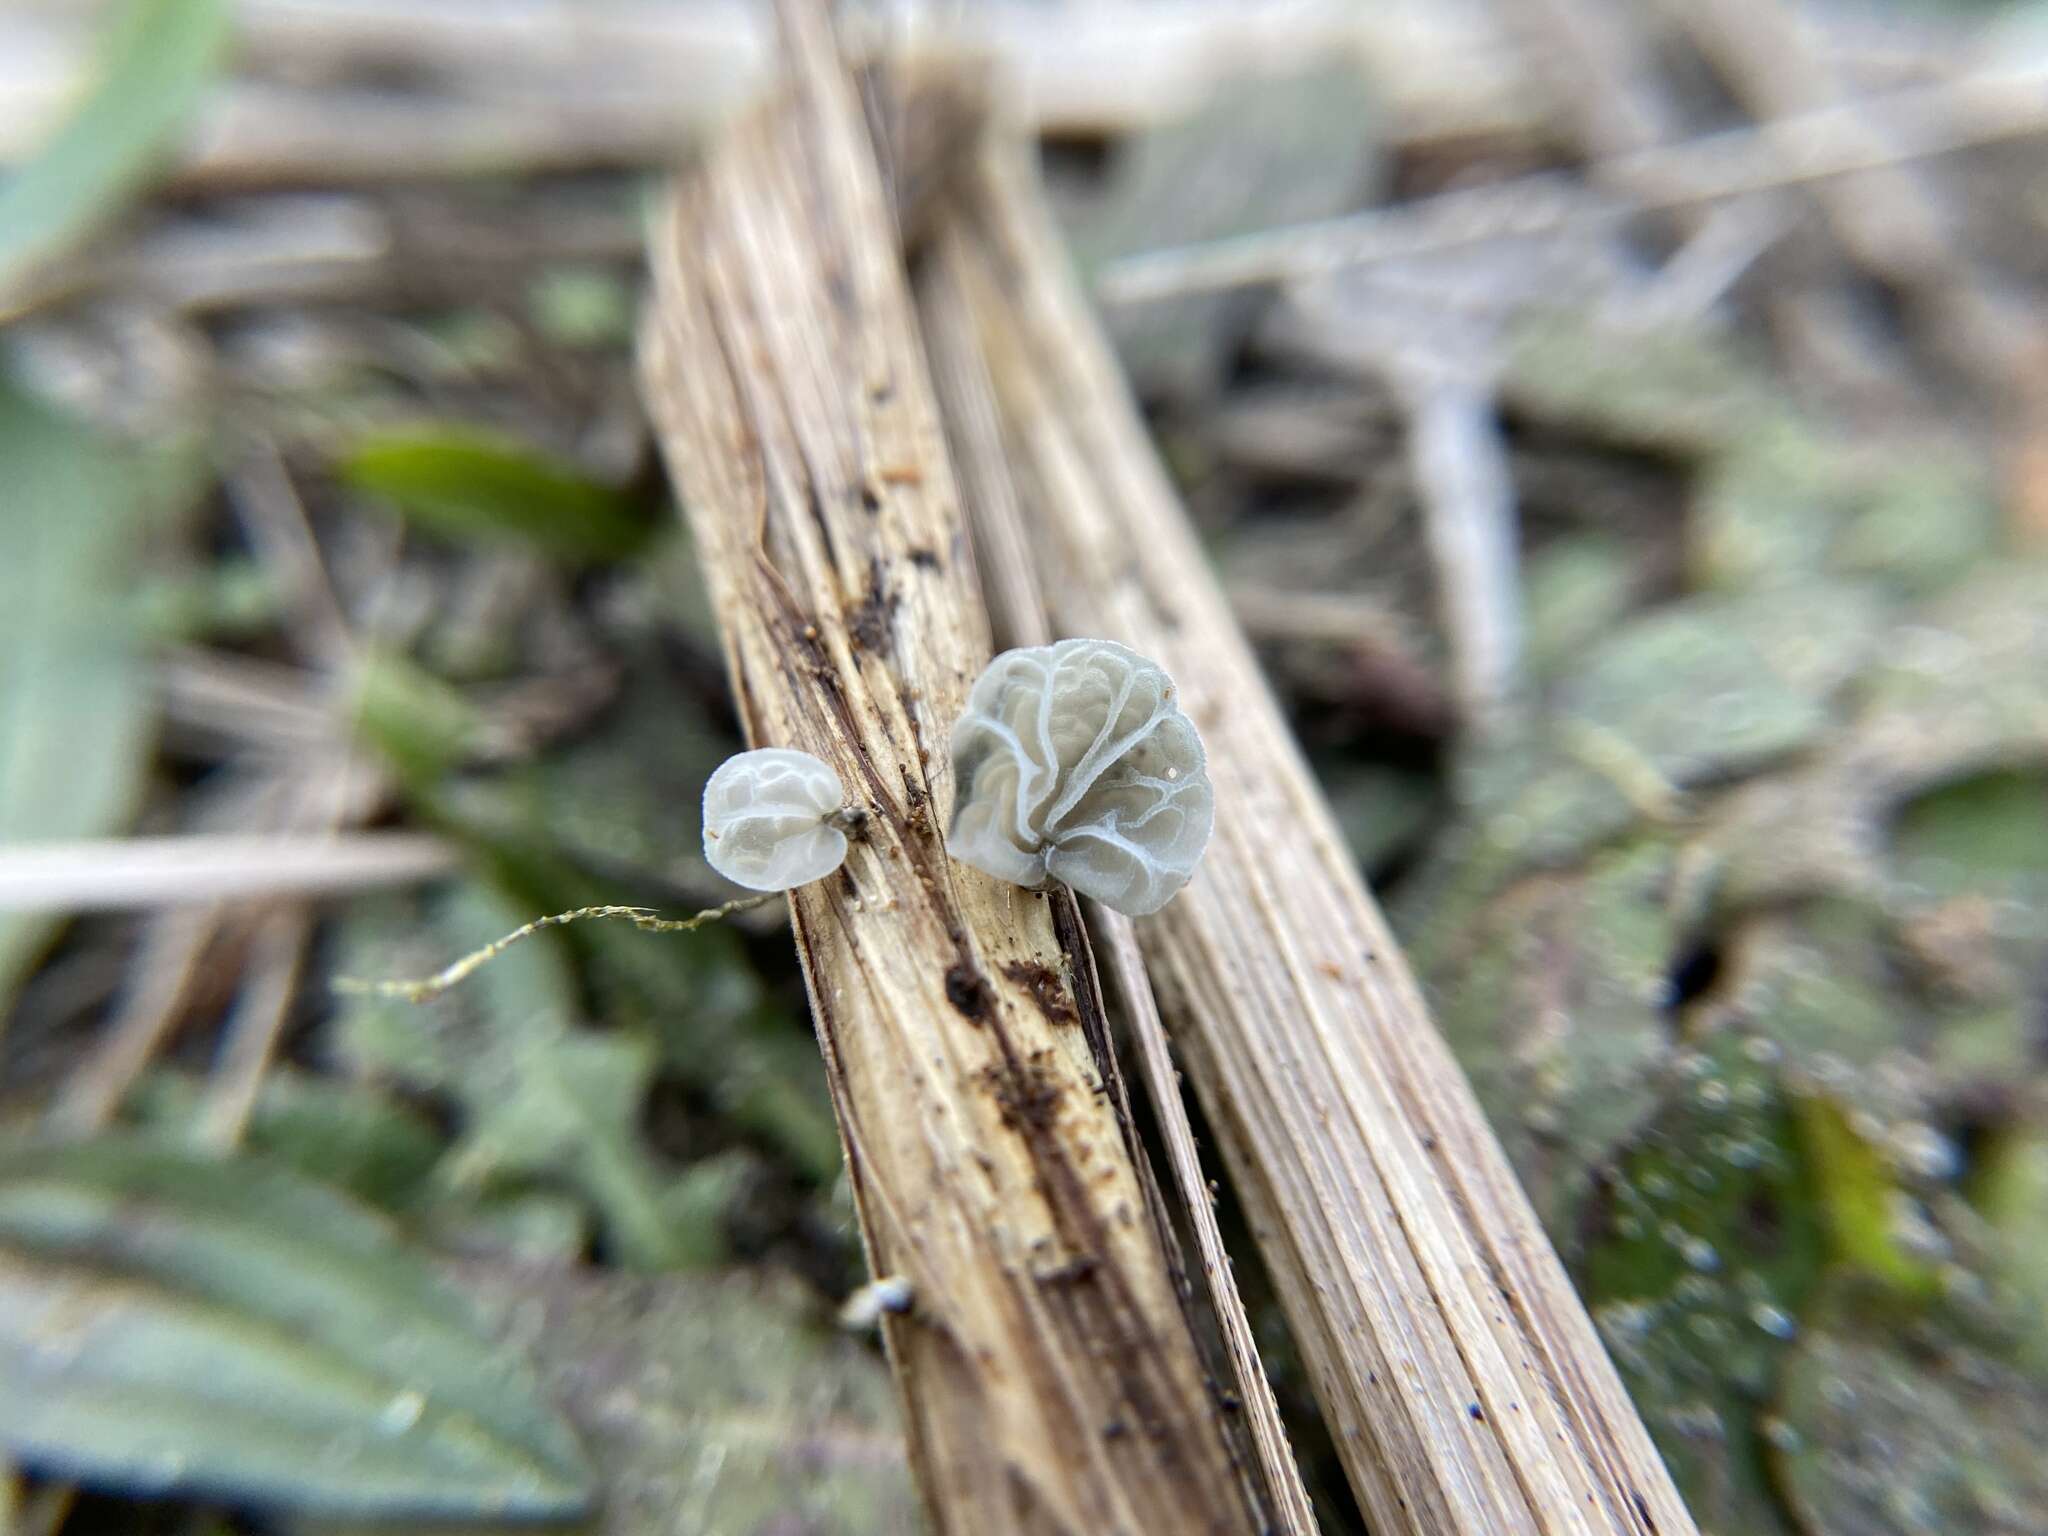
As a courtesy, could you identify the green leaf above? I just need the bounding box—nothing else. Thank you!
[1792,1089,1941,1298]
[0,0,231,301]
[1427,839,1678,1232]
[1772,1285,2048,1536]
[1893,770,2048,902]
[527,267,635,350]
[333,885,712,1270]
[340,427,651,564]
[126,1069,444,1213]
[397,641,843,1185]
[1977,1127,2048,1374]
[348,648,496,791]
[1577,1031,1827,1536]
[458,1263,918,1536]
[0,382,163,1012]
[0,1135,591,1518]
[1504,309,1782,455]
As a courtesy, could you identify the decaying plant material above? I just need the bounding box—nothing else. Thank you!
[635,8,1266,1531]
[918,146,1695,1536]
[11,0,2048,1532]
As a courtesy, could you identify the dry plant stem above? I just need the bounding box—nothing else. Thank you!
[927,143,1696,1536]
[9,1480,76,1536]
[0,832,457,912]
[1508,0,1693,164]
[1503,0,1898,410]
[1399,371,1523,731]
[635,8,1264,1532]
[924,248,1316,1534]
[159,650,335,753]
[1505,0,1782,320]
[0,2,1515,201]
[226,436,356,669]
[17,194,644,319]
[48,905,218,1135]
[1097,58,2048,303]
[0,1,1532,191]
[196,903,310,1148]
[1089,912,1319,1536]
[48,754,388,1126]
[1662,0,2048,398]
[332,900,775,1004]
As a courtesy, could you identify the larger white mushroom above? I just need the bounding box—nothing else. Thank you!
[702,747,851,891]
[947,638,1213,917]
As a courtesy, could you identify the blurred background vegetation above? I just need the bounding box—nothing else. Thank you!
[1,1,2046,1533]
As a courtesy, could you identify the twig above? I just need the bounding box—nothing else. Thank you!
[331,899,772,1004]
[1500,0,1904,413]
[0,832,457,912]
[636,10,1268,1529]
[924,137,1697,1536]
[226,434,354,668]
[0,1,1528,194]
[1559,720,1687,823]
[1400,369,1523,730]
[48,905,218,1134]
[1505,0,1786,323]
[925,244,1315,1531]
[1098,58,2048,303]
[1635,199,1790,323]
[1226,584,1413,650]
[4,78,729,191]
[1093,913,1318,1536]
[196,903,310,1147]
[158,649,335,752]
[1506,0,1692,159]
[1662,0,2048,399]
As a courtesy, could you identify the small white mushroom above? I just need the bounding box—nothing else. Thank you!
[702,748,850,891]
[947,638,1213,916]
[838,1274,915,1330]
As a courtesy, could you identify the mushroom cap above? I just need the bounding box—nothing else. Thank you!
[947,638,1213,916]
[702,747,849,891]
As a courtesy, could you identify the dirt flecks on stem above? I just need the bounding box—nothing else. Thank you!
[848,557,899,653]
[1002,959,1082,1029]
[944,960,994,1023]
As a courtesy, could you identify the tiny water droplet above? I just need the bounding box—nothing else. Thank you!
[1892,1122,1959,1181]
[379,1388,427,1434]
[1760,1416,1803,1453]
[1749,1303,1797,1340]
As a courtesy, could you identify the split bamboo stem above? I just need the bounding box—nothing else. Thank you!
[919,141,1699,1536]
[635,8,1268,1533]
[920,246,1319,1536]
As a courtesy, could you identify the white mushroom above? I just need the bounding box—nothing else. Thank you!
[947,638,1213,916]
[702,748,850,891]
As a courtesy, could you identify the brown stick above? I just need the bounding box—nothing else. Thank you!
[1098,57,2048,304]
[921,243,1318,1535]
[1662,0,2048,401]
[0,2,1528,192]
[923,140,1697,1536]
[634,9,1266,1533]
